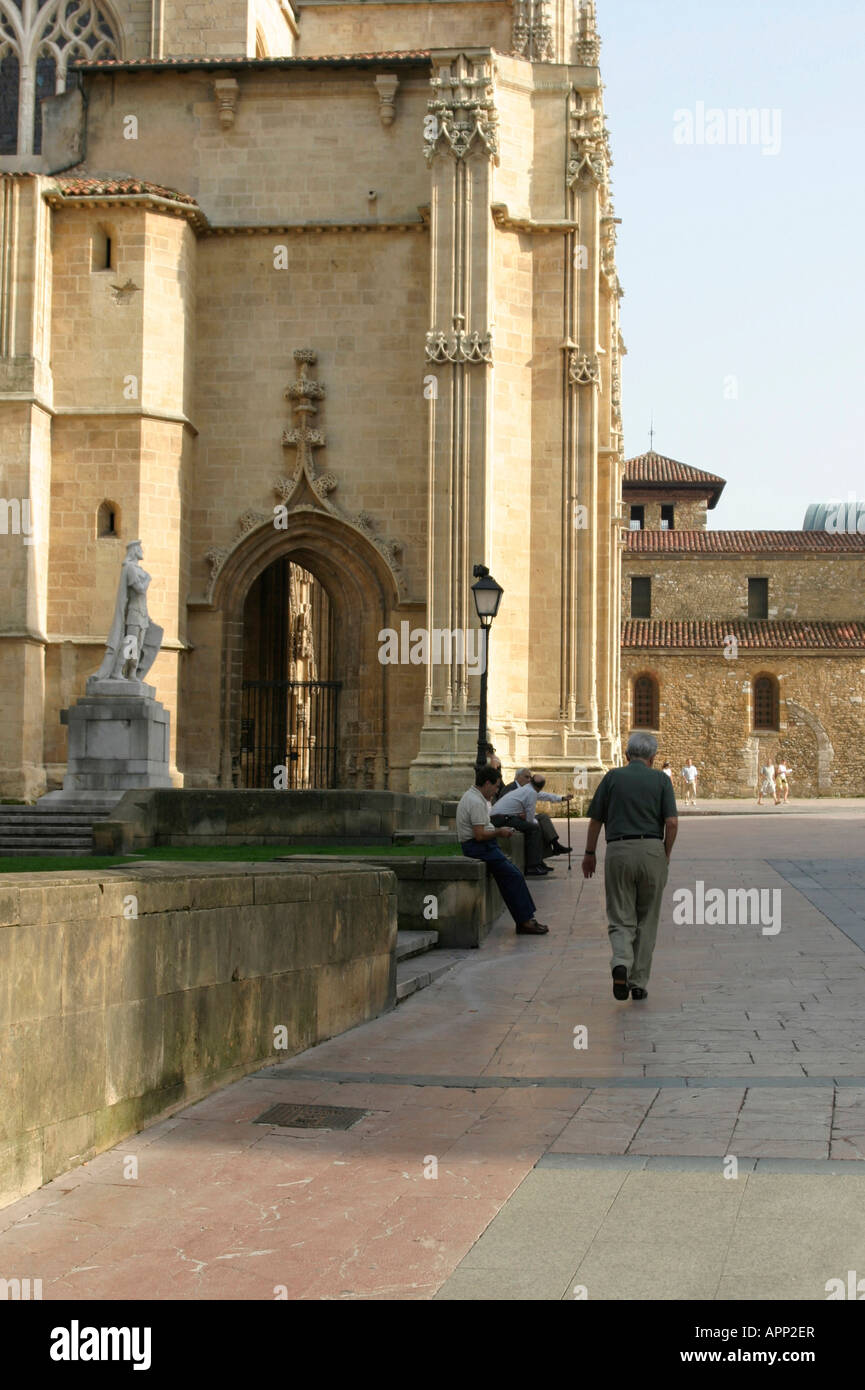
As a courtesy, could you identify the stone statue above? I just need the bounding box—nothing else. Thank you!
[94,540,164,683]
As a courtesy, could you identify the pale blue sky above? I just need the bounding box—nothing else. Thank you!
[600,0,864,529]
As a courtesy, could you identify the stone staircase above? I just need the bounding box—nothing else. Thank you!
[395,929,466,1003]
[0,802,120,857]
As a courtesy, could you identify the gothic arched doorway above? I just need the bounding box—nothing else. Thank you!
[240,559,338,788]
[212,510,399,790]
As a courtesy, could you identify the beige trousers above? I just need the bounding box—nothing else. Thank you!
[604,839,669,989]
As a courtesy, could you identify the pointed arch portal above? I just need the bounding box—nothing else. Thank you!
[212,510,400,790]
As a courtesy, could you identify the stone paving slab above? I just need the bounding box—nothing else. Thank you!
[436,1168,865,1301]
[1,814,865,1299]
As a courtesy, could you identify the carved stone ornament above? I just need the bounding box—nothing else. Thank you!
[424,54,500,165]
[425,315,493,365]
[375,73,399,126]
[202,349,407,600]
[213,77,239,130]
[567,88,606,189]
[575,0,601,65]
[511,0,554,62]
[567,346,601,388]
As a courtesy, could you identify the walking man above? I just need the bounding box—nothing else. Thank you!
[583,732,678,1001]
[458,764,549,935]
[682,757,698,806]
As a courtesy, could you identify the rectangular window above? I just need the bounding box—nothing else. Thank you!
[660,505,674,530]
[629,505,644,531]
[748,577,769,620]
[631,576,652,619]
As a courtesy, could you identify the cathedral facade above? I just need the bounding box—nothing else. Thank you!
[0,0,624,800]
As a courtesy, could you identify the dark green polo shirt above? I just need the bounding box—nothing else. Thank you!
[587,761,678,841]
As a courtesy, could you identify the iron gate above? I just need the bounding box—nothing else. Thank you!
[240,680,341,789]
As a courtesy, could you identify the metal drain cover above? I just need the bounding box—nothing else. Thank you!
[254,1103,368,1130]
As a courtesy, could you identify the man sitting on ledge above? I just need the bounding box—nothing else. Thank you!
[457,764,549,936]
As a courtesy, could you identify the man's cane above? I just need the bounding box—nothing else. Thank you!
[566,794,572,872]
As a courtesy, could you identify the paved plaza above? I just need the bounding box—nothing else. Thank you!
[3,807,865,1301]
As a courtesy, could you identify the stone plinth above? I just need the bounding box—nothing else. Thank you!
[57,688,172,795]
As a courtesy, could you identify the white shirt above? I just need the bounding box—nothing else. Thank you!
[682,765,698,782]
[456,786,493,843]
[493,783,563,823]
[663,768,673,779]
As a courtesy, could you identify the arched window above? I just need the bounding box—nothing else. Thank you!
[97,500,119,537]
[0,1,120,158]
[753,674,779,731]
[633,673,659,730]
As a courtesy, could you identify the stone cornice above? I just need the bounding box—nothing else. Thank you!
[42,190,429,239]
[491,203,578,233]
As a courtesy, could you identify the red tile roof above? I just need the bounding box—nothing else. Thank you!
[73,51,433,72]
[626,529,865,553]
[623,451,726,507]
[51,175,198,206]
[622,620,865,650]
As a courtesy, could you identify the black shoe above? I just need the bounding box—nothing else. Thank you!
[612,966,629,1001]
[630,987,648,1001]
[550,844,571,856]
[526,865,553,876]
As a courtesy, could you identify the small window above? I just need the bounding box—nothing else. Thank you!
[748,577,769,620]
[660,505,674,530]
[633,674,659,729]
[629,505,644,531]
[92,225,114,272]
[97,501,120,537]
[631,576,652,619]
[753,675,779,731]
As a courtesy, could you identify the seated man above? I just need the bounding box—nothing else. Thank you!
[490,768,550,877]
[458,764,549,935]
[530,774,573,860]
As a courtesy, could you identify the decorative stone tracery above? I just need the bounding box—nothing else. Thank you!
[203,349,406,601]
[511,0,554,62]
[424,54,499,165]
[0,0,120,156]
[425,315,493,365]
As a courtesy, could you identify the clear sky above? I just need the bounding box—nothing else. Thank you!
[600,0,865,529]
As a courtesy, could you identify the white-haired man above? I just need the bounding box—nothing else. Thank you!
[582,732,678,1002]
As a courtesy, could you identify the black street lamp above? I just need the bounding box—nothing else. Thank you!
[471,564,504,768]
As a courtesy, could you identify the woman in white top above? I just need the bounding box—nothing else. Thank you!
[757,762,779,806]
[775,760,791,803]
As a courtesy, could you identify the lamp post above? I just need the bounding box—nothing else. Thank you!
[471,564,504,768]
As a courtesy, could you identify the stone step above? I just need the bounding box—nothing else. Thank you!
[0,815,100,827]
[396,929,440,962]
[0,835,93,849]
[0,839,92,850]
[395,952,464,1003]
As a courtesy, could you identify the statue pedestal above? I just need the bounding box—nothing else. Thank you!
[54,684,173,797]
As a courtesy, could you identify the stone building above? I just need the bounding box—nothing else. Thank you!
[0,0,624,801]
[621,452,865,797]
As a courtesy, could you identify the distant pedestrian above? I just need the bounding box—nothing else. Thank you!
[682,758,698,805]
[775,758,791,803]
[458,764,549,935]
[583,732,678,1002]
[757,761,779,806]
[662,761,673,781]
